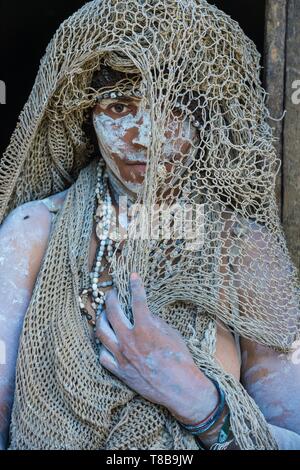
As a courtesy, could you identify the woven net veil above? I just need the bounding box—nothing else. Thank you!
[2,0,300,450]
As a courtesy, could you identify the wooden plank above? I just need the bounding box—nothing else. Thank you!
[264,0,287,219]
[282,0,300,272]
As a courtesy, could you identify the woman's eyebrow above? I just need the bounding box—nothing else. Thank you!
[99,96,140,105]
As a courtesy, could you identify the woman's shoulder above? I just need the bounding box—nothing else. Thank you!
[220,208,267,240]
[1,189,69,247]
[219,208,288,271]
[40,189,69,215]
[219,207,276,263]
[0,189,70,296]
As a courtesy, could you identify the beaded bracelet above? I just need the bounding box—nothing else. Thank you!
[196,412,233,451]
[179,380,226,436]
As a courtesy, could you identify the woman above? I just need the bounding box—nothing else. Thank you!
[0,0,300,450]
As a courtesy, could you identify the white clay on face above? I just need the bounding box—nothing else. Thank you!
[93,100,199,198]
[93,108,149,163]
[131,111,152,149]
[93,109,146,198]
[161,117,199,175]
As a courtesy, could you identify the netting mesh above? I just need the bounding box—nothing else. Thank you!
[2,0,299,450]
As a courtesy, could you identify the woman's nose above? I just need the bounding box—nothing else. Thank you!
[131,111,152,148]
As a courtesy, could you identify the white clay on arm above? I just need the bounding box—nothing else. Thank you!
[268,424,300,450]
[241,339,300,450]
[238,222,300,449]
[0,201,53,449]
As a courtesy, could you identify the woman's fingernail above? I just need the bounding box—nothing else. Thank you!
[130,272,139,282]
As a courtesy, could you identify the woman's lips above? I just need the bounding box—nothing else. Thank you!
[125,160,147,175]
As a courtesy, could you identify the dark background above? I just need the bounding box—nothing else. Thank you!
[0,0,266,156]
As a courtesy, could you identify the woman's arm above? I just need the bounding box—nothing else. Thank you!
[241,338,300,449]
[0,201,52,449]
[268,424,300,450]
[197,336,300,450]
[96,271,300,450]
[96,273,241,440]
[229,216,300,449]
[95,213,300,450]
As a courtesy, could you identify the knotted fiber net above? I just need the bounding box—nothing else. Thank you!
[1,0,299,450]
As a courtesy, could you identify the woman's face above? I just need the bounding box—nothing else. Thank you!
[92,95,199,195]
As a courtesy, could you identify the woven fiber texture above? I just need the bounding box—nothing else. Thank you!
[1,0,299,450]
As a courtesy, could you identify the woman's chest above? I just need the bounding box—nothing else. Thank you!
[83,224,123,336]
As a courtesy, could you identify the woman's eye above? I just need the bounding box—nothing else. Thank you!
[110,103,130,114]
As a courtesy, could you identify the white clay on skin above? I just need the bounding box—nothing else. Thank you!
[93,100,198,199]
[93,111,145,197]
[93,110,149,163]
[0,200,51,439]
[244,357,300,433]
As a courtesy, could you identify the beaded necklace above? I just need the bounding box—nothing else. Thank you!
[79,160,118,330]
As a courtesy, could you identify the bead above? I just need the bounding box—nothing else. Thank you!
[81,161,117,328]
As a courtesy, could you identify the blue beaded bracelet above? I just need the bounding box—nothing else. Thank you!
[179,380,226,436]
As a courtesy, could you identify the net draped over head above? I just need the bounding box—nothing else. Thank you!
[2,0,299,450]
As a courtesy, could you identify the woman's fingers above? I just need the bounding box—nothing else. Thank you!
[105,288,133,335]
[99,345,118,372]
[96,310,119,355]
[130,273,151,325]
[104,273,150,339]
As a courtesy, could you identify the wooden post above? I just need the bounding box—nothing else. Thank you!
[282,0,300,271]
[264,0,287,220]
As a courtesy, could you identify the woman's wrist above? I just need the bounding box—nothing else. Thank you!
[168,368,219,425]
[167,371,236,450]
[195,405,231,449]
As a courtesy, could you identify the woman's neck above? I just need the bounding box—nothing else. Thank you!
[106,169,138,209]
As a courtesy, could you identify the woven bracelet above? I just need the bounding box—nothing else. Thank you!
[179,380,226,436]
